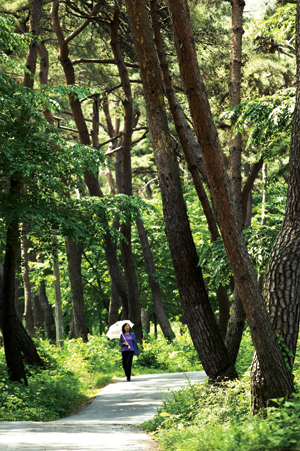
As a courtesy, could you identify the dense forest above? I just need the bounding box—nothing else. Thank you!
[0,0,299,415]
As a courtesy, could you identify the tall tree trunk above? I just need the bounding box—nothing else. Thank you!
[261,163,267,226]
[125,0,237,381]
[38,40,88,341]
[166,0,294,398]
[14,264,23,322]
[251,0,300,409]
[32,292,44,335]
[1,180,43,382]
[229,0,245,225]
[243,159,253,228]
[136,217,175,341]
[102,97,122,325]
[102,95,117,196]
[225,287,245,365]
[108,281,119,326]
[50,1,130,317]
[110,9,143,338]
[224,0,246,355]
[53,244,64,347]
[39,280,56,342]
[24,0,43,89]
[65,238,89,341]
[21,227,35,337]
[149,0,229,336]
[0,0,44,382]
[2,187,27,383]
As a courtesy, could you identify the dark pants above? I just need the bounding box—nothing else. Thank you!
[122,351,134,380]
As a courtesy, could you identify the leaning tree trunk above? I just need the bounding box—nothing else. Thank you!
[166,0,294,399]
[251,0,300,410]
[136,216,175,341]
[125,0,237,381]
[50,1,130,318]
[38,41,88,342]
[149,0,230,337]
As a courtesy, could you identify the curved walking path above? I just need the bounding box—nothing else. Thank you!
[0,371,207,451]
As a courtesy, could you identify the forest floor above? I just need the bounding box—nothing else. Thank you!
[0,371,206,451]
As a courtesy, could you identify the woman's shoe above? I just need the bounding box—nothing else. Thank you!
[127,377,131,381]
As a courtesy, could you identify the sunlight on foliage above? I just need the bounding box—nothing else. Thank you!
[143,333,300,451]
[255,4,296,42]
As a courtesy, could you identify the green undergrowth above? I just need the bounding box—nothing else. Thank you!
[143,329,300,451]
[0,324,201,421]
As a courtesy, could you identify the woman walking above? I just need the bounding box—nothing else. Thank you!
[119,323,139,381]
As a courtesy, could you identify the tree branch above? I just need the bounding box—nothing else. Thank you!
[132,130,149,146]
[242,156,264,222]
[71,57,139,67]
[64,0,103,44]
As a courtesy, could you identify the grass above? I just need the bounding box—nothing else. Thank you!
[142,329,300,451]
[0,323,201,421]
[2,324,300,451]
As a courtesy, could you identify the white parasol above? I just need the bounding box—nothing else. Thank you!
[106,320,134,340]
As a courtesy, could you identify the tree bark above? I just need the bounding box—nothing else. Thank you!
[242,157,264,223]
[20,226,35,337]
[166,0,294,398]
[14,264,23,322]
[101,98,121,326]
[23,0,43,88]
[65,238,89,341]
[125,0,237,381]
[229,0,245,225]
[225,286,245,365]
[1,179,43,382]
[150,0,230,335]
[21,0,43,337]
[251,1,300,408]
[2,199,27,383]
[243,159,253,228]
[224,0,246,355]
[136,216,175,341]
[39,280,56,342]
[110,9,142,340]
[0,0,44,382]
[38,39,88,342]
[50,1,130,317]
[102,95,117,195]
[261,163,267,226]
[32,292,44,335]
[108,281,119,326]
[53,243,64,347]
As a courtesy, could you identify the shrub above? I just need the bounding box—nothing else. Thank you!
[0,324,201,421]
[143,332,300,451]
[136,325,202,372]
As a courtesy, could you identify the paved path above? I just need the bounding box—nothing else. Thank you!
[0,371,207,451]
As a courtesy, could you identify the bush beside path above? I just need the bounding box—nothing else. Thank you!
[0,372,206,451]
